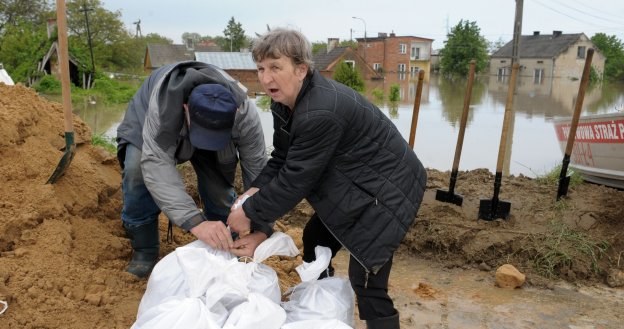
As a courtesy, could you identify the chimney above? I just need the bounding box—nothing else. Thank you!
[47,18,57,39]
[378,32,387,38]
[327,38,339,53]
[185,38,195,50]
[390,31,396,38]
[533,31,540,36]
[553,30,562,37]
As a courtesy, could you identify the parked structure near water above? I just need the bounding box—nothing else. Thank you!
[490,31,606,81]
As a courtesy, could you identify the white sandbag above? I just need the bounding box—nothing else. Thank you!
[131,297,221,329]
[222,293,286,329]
[134,232,301,328]
[282,246,355,326]
[281,319,353,329]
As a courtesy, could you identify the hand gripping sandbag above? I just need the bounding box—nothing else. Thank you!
[134,232,299,328]
[136,240,234,316]
[282,246,355,326]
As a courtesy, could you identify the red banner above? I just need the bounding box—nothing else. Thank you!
[554,119,624,143]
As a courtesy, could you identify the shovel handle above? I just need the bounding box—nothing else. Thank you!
[564,48,594,156]
[56,0,74,134]
[495,63,520,173]
[451,60,476,173]
[408,70,425,148]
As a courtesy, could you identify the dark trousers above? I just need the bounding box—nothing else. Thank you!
[302,213,397,321]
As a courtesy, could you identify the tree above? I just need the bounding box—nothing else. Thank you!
[487,37,507,55]
[0,0,50,36]
[222,17,246,52]
[0,19,50,83]
[439,20,489,76]
[333,61,364,92]
[591,33,624,81]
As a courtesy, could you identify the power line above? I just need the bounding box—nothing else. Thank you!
[550,0,623,25]
[530,0,623,30]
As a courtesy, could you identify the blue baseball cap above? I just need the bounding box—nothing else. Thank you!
[187,84,237,150]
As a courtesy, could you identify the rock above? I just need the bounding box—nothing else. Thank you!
[606,268,624,287]
[495,264,526,289]
[478,261,492,272]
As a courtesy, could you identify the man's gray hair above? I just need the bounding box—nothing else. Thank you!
[252,28,314,73]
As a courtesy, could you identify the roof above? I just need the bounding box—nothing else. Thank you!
[313,47,351,70]
[491,33,584,58]
[146,43,221,68]
[194,52,256,70]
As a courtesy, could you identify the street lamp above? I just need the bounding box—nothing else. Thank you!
[352,16,367,62]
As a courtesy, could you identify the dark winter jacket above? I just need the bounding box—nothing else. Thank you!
[243,71,427,274]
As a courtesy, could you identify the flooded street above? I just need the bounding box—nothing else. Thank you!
[65,75,624,178]
[334,251,624,329]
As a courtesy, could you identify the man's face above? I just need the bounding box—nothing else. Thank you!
[256,56,307,109]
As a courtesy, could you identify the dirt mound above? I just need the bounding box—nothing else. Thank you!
[1,83,623,328]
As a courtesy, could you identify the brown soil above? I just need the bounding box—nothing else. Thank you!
[1,83,623,328]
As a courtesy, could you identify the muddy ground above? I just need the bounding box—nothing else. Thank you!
[1,83,623,328]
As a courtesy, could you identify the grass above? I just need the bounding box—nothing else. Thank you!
[91,134,117,154]
[530,220,609,278]
[535,164,584,187]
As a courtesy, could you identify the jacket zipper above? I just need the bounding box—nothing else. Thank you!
[317,214,372,289]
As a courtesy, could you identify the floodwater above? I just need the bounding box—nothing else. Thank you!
[333,251,624,329]
[67,74,624,178]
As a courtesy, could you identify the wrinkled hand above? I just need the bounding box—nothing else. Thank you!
[230,232,267,257]
[190,220,233,250]
[227,205,252,235]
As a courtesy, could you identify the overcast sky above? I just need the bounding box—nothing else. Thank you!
[101,0,624,49]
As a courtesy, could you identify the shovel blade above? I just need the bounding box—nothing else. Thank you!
[435,189,464,206]
[46,133,76,184]
[478,199,511,221]
[556,175,570,200]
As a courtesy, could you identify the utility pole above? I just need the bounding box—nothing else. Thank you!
[352,16,367,63]
[511,0,523,66]
[79,1,96,76]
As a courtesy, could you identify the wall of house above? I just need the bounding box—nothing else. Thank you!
[226,69,262,96]
[552,36,605,79]
[363,35,432,81]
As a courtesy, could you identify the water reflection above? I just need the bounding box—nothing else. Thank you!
[54,75,624,178]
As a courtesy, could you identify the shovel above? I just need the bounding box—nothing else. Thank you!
[46,0,76,184]
[557,48,594,200]
[436,60,476,206]
[478,63,519,221]
[408,70,425,149]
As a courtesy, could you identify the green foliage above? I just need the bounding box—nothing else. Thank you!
[34,75,62,93]
[339,40,358,49]
[529,221,609,278]
[255,95,272,111]
[389,84,400,102]
[311,41,326,55]
[439,20,489,77]
[222,17,246,51]
[333,62,365,92]
[535,164,584,188]
[90,76,137,103]
[0,19,50,83]
[591,33,624,81]
[371,88,384,104]
[91,134,117,154]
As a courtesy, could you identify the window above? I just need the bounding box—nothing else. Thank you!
[399,43,407,54]
[344,60,355,69]
[577,46,586,58]
[411,46,420,60]
[537,60,544,64]
[373,63,382,72]
[500,60,507,63]
[398,64,406,72]
[410,66,419,75]
[534,68,544,84]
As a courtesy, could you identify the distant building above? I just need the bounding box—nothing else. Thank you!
[312,38,379,80]
[143,40,221,73]
[195,51,261,96]
[355,32,434,81]
[489,31,606,81]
